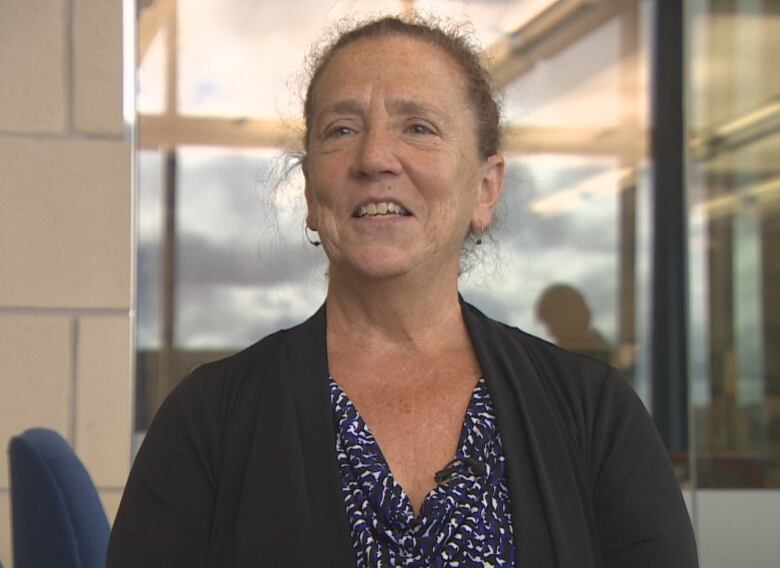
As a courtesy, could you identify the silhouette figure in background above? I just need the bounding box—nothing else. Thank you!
[536,284,612,364]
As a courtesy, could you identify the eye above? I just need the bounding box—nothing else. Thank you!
[407,123,435,135]
[324,125,354,139]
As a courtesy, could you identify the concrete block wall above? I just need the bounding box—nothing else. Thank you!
[0,1,132,565]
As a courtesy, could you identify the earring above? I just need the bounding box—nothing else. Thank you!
[305,225,321,247]
[475,221,484,245]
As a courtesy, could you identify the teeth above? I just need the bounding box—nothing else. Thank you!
[356,201,409,218]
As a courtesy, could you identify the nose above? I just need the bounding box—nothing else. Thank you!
[353,125,402,178]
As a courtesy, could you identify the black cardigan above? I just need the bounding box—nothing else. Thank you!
[108,301,698,567]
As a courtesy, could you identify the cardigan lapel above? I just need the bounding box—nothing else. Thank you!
[228,306,354,566]
[461,299,596,567]
[284,305,356,567]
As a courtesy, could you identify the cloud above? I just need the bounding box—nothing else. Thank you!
[136,151,627,350]
[175,281,325,348]
[175,229,326,288]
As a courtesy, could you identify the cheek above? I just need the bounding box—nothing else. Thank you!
[307,158,343,201]
[306,169,332,209]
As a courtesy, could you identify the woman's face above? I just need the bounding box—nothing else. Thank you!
[304,35,504,284]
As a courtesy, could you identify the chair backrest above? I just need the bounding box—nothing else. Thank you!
[8,428,110,568]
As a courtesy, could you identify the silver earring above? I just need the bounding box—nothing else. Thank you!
[305,225,321,247]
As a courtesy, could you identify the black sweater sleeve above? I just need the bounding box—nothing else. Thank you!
[107,369,223,568]
[590,369,699,568]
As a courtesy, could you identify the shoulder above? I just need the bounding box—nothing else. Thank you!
[510,325,636,418]
[463,299,623,400]
[463,302,697,563]
[156,307,325,432]
[167,328,285,414]
[465,304,661,469]
[463,300,643,457]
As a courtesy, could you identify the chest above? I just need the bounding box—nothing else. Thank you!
[329,353,480,513]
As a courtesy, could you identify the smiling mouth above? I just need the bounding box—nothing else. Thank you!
[353,201,411,218]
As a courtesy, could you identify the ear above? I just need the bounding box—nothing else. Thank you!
[472,154,505,231]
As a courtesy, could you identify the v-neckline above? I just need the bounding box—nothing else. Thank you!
[328,376,485,521]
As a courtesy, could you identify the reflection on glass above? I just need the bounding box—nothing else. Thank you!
[136,151,164,350]
[137,29,166,115]
[135,1,652,445]
[687,0,780,488]
[535,284,612,363]
[135,151,164,427]
[461,153,646,395]
[173,0,557,119]
[175,147,326,349]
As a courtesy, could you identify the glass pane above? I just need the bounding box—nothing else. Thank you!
[504,19,624,128]
[136,0,653,431]
[688,0,780,488]
[177,0,340,118]
[462,1,653,403]
[463,154,629,363]
[174,146,327,351]
[174,0,572,119]
[137,25,166,115]
[135,150,164,429]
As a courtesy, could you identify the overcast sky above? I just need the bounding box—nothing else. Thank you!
[134,0,652,384]
[137,150,627,352]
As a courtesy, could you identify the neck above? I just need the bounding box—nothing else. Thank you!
[325,265,466,352]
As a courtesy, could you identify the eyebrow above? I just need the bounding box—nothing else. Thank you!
[316,98,448,120]
[318,99,363,117]
[387,99,446,118]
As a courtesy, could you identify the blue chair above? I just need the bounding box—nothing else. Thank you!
[8,428,110,568]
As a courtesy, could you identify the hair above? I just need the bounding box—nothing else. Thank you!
[301,15,502,160]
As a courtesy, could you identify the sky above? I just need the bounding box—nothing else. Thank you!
[135,0,657,397]
[137,149,629,351]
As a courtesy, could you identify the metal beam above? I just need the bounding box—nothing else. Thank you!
[138,115,303,150]
[650,0,688,451]
[484,0,625,88]
[138,114,648,156]
[689,96,780,160]
[138,0,172,61]
[503,123,646,156]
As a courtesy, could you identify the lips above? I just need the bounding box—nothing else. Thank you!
[353,200,411,218]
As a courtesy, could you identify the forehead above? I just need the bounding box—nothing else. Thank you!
[310,35,471,114]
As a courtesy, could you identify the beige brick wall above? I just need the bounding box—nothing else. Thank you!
[0,1,132,566]
[0,2,67,132]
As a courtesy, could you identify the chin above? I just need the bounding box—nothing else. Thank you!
[336,249,417,282]
[351,261,412,282]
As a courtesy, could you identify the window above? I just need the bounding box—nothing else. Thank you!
[134,0,780,494]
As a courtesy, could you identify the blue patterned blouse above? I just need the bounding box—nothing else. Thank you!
[329,377,516,567]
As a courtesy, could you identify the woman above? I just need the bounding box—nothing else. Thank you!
[108,16,698,567]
